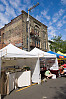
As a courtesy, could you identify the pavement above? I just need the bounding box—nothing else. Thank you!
[2,77,66,99]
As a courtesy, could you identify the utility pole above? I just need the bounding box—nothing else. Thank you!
[28,2,39,51]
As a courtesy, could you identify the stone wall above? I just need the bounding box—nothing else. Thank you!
[0,10,48,51]
[1,15,23,48]
[22,10,48,51]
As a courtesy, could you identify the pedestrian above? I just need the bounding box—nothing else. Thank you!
[45,69,53,79]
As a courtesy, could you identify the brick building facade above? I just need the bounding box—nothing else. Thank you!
[0,10,48,51]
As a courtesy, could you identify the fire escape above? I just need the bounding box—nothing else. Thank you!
[30,28,40,50]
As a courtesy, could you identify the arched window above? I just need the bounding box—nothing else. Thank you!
[2,33,4,43]
[0,31,1,36]
[26,22,28,32]
[34,25,39,36]
[0,31,1,42]
[2,33,4,39]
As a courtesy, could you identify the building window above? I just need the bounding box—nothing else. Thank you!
[37,41,38,46]
[2,33,4,43]
[39,41,40,48]
[34,25,39,36]
[44,41,46,50]
[43,31,45,38]
[2,33,4,39]
[0,31,1,42]
[27,36,28,45]
[0,36,1,43]
[26,22,28,32]
[37,30,39,36]
[0,31,1,36]
[35,40,36,46]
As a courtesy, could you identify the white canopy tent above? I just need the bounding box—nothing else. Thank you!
[0,44,58,84]
[0,44,41,85]
[30,47,58,69]
[0,43,36,58]
[0,44,57,58]
[30,47,56,58]
[0,44,40,94]
[29,47,59,83]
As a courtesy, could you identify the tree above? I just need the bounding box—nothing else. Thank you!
[49,35,66,53]
[61,41,66,53]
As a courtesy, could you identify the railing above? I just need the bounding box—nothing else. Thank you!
[30,41,35,47]
[30,29,34,35]
[30,28,39,37]
[30,41,40,48]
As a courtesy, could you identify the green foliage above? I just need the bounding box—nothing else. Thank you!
[50,35,66,53]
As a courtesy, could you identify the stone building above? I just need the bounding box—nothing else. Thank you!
[0,10,48,51]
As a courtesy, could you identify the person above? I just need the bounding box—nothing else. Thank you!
[45,69,53,79]
[60,67,65,77]
[61,68,64,74]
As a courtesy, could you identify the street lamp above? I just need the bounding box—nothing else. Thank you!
[27,2,39,51]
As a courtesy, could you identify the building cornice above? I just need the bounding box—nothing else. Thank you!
[0,10,47,30]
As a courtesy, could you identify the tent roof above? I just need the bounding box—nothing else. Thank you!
[0,43,27,54]
[30,47,56,58]
[0,44,36,58]
[0,44,56,58]
[48,51,66,58]
[57,51,66,56]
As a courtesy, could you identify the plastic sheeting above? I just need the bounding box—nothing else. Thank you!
[50,58,59,70]
[9,73,15,92]
[17,71,31,87]
[32,58,41,83]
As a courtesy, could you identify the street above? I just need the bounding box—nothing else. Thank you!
[2,77,66,99]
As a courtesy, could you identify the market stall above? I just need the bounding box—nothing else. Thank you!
[47,51,66,76]
[30,48,59,79]
[0,44,59,95]
[48,51,66,64]
[48,51,65,58]
[0,44,39,95]
[57,51,66,57]
[57,51,66,65]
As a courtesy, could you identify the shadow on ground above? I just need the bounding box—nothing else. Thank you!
[53,84,66,99]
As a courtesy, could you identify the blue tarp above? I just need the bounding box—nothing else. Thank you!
[48,51,66,58]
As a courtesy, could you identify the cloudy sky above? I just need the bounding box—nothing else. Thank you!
[0,0,66,40]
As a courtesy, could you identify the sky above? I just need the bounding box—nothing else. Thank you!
[0,0,66,40]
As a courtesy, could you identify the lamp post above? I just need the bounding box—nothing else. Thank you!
[28,2,39,51]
